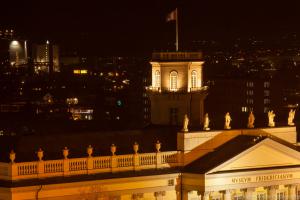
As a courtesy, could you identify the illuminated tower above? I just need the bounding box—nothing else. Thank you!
[9,40,28,67]
[147,52,208,126]
[33,41,60,73]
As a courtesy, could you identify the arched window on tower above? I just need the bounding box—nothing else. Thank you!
[170,71,178,91]
[191,70,197,88]
[155,70,160,88]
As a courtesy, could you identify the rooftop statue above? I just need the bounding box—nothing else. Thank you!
[182,114,189,132]
[247,111,255,128]
[203,113,210,131]
[224,112,232,130]
[288,109,296,126]
[268,110,276,127]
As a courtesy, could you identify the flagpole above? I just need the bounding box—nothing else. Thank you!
[175,8,179,51]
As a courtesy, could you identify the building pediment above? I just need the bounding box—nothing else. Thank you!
[208,138,300,174]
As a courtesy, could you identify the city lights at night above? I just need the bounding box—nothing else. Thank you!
[1,0,300,199]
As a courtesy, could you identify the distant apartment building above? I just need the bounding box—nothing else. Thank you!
[205,77,287,128]
[0,29,14,40]
[32,41,60,73]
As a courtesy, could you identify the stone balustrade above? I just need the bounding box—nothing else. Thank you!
[146,86,208,93]
[0,142,182,181]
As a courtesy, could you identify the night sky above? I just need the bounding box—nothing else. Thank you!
[1,0,300,54]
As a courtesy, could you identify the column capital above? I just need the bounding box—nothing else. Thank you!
[220,189,234,194]
[265,185,278,200]
[154,191,166,197]
[224,189,232,200]
[244,188,255,200]
[203,192,210,200]
[286,184,297,200]
[285,184,297,189]
[242,187,255,192]
[264,185,279,190]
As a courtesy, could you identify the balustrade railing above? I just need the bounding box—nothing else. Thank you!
[0,163,9,177]
[69,158,87,171]
[146,86,208,93]
[139,153,156,166]
[93,156,111,169]
[1,150,182,181]
[117,155,133,168]
[16,162,37,176]
[161,151,178,163]
[44,160,64,173]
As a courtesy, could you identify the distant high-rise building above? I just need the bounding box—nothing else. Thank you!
[9,40,28,67]
[33,41,60,73]
[0,29,28,67]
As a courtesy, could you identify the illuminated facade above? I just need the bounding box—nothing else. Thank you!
[33,41,60,73]
[0,126,299,200]
[9,40,28,67]
[147,52,208,126]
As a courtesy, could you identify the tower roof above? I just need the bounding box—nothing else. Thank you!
[151,52,203,62]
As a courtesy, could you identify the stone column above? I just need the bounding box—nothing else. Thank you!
[133,142,140,171]
[203,192,210,200]
[110,144,118,173]
[224,190,232,200]
[111,155,118,173]
[196,191,203,200]
[245,188,255,200]
[154,191,166,200]
[156,152,162,169]
[37,148,44,177]
[181,190,189,200]
[176,191,181,200]
[287,185,297,200]
[86,145,94,174]
[266,186,278,200]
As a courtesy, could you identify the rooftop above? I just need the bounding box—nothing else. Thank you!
[151,52,203,62]
[184,135,300,174]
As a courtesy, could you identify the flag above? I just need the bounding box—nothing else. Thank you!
[166,9,177,22]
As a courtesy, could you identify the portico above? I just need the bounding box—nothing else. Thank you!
[182,136,300,200]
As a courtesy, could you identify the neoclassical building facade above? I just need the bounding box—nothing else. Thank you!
[0,52,300,200]
[0,126,299,200]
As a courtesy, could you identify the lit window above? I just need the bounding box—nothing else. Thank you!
[264,81,270,88]
[242,106,248,112]
[246,81,254,87]
[73,69,88,75]
[73,70,80,74]
[264,90,270,97]
[80,69,88,74]
[246,90,254,96]
[191,70,197,88]
[155,70,160,87]
[170,71,178,91]
[264,98,270,104]
[247,99,253,104]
